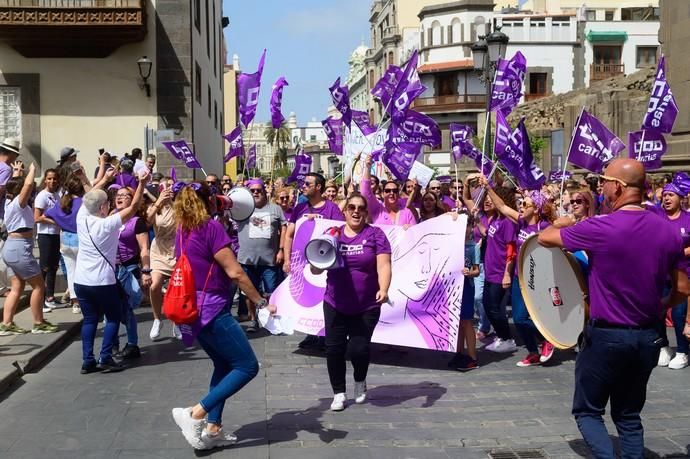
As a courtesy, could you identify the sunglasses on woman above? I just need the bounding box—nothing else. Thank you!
[346,204,367,213]
[383,188,399,194]
[570,199,584,205]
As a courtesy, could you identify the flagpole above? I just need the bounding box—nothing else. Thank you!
[559,106,586,214]
[243,119,256,179]
[636,129,646,162]
[481,69,499,174]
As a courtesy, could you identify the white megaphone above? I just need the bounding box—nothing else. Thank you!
[225,187,255,222]
[305,227,343,270]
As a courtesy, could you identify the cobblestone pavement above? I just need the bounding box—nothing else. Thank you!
[1,309,689,459]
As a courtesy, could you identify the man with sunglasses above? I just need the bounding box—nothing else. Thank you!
[360,155,415,226]
[283,172,344,349]
[205,174,219,194]
[236,179,285,333]
[539,158,690,459]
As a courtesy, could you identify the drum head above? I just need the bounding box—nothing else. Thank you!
[518,233,588,349]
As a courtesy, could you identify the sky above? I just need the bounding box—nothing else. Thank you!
[223,0,371,126]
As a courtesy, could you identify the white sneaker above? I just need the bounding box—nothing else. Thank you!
[658,346,673,367]
[44,300,66,310]
[484,337,500,351]
[199,428,237,450]
[42,305,52,313]
[488,338,518,353]
[171,407,205,449]
[149,319,162,340]
[172,324,182,340]
[668,352,688,370]
[330,392,346,411]
[72,304,81,314]
[354,381,367,404]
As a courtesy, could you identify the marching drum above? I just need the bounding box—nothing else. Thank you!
[518,233,589,349]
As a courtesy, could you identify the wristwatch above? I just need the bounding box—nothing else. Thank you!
[256,298,268,309]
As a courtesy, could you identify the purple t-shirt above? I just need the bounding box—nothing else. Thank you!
[515,218,549,275]
[647,206,690,274]
[324,225,391,314]
[117,216,147,265]
[175,219,232,314]
[473,213,489,244]
[441,195,456,210]
[484,215,517,283]
[289,200,344,224]
[362,178,416,226]
[45,197,81,233]
[115,172,138,189]
[561,210,683,326]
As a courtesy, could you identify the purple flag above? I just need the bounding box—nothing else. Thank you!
[162,140,203,169]
[329,77,352,128]
[382,142,424,181]
[351,110,376,136]
[370,148,384,162]
[322,117,344,156]
[449,124,474,161]
[490,51,527,115]
[170,167,177,182]
[237,49,266,128]
[371,64,403,108]
[463,143,494,176]
[497,117,545,190]
[223,125,244,162]
[245,144,256,169]
[388,110,441,147]
[270,76,289,129]
[287,149,312,186]
[389,50,426,122]
[548,170,572,183]
[567,109,625,173]
[628,129,667,170]
[642,55,678,134]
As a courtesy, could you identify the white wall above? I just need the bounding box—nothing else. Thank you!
[505,43,575,94]
[584,20,660,82]
[0,5,158,176]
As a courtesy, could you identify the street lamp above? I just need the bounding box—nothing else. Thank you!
[137,56,153,98]
[471,26,509,158]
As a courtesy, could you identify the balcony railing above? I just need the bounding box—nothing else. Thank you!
[590,63,625,81]
[382,25,399,42]
[0,0,146,56]
[412,94,486,112]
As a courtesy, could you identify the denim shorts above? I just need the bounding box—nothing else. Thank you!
[2,237,41,280]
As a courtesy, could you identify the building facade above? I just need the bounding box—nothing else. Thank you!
[222,57,238,179]
[0,0,225,178]
[347,44,369,112]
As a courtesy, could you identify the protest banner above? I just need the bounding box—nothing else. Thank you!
[268,214,467,352]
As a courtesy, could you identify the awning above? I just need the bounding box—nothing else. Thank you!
[586,31,628,43]
[418,59,474,74]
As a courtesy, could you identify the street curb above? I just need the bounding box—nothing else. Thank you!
[0,310,82,395]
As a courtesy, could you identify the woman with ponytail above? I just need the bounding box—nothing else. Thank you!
[169,182,275,451]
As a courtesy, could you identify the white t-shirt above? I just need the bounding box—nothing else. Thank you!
[34,189,60,235]
[4,198,34,233]
[74,205,122,286]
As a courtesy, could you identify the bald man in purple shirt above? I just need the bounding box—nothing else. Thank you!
[539,159,690,459]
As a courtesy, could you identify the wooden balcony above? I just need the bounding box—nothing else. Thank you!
[412,94,486,113]
[0,0,146,57]
[590,63,625,82]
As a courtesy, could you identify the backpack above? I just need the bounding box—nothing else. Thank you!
[163,230,213,325]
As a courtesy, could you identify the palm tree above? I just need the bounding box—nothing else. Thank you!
[263,121,291,168]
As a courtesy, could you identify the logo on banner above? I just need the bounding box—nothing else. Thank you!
[577,124,615,161]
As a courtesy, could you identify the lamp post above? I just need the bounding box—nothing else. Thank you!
[472,26,509,157]
[137,56,153,98]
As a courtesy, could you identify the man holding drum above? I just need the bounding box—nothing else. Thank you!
[539,158,690,459]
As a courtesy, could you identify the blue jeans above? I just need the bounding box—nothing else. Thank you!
[113,264,142,346]
[482,280,512,340]
[660,301,689,354]
[197,310,259,424]
[241,264,282,295]
[474,264,490,333]
[573,324,660,459]
[75,283,122,364]
[511,276,543,353]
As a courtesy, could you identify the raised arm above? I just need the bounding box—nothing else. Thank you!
[17,162,36,208]
[478,176,519,223]
[119,172,148,223]
[360,154,383,217]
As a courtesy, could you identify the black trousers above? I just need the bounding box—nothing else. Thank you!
[323,301,380,394]
[37,233,60,299]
